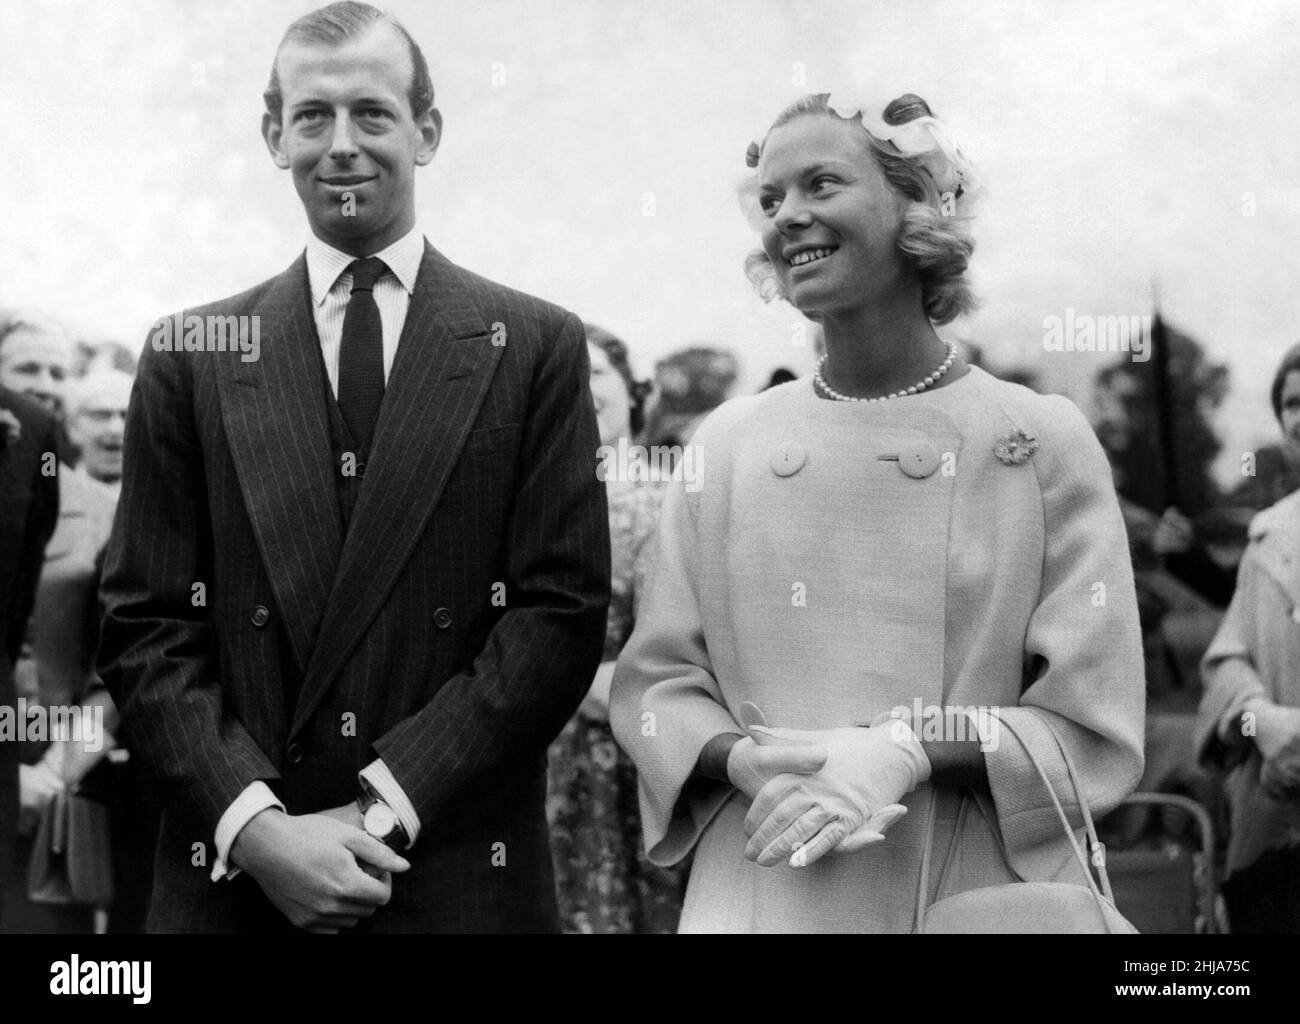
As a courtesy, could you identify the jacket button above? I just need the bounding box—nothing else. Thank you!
[251,605,271,627]
[356,462,366,479]
[898,440,940,479]
[434,607,452,629]
[285,742,304,765]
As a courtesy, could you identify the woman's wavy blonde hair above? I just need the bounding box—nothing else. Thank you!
[745,93,977,326]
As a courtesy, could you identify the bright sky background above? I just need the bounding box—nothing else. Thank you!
[5,0,1298,482]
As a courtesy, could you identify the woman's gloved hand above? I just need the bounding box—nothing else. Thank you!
[741,721,930,868]
[725,734,828,803]
[1245,701,1300,801]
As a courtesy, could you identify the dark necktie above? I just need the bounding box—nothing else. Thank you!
[337,256,388,452]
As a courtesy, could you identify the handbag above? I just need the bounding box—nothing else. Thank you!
[913,710,1137,934]
[26,785,115,908]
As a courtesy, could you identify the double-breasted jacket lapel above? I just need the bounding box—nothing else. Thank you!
[215,256,342,679]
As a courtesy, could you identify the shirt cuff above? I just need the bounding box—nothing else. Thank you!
[211,781,286,882]
[360,759,421,849]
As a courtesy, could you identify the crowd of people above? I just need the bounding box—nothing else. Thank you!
[1,1,1296,935]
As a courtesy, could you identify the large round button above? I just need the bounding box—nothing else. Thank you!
[285,742,304,765]
[898,440,940,479]
[251,605,271,628]
[769,443,807,477]
[434,607,453,630]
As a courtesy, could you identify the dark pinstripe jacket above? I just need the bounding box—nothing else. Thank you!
[98,243,611,932]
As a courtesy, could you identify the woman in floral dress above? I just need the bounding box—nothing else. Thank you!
[546,324,687,933]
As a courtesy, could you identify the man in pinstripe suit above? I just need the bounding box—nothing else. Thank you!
[98,2,610,933]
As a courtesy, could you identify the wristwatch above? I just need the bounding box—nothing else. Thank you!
[356,786,410,852]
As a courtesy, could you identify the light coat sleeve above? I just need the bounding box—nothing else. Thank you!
[1195,537,1269,771]
[983,396,1146,881]
[610,468,739,866]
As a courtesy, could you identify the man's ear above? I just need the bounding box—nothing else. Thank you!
[415,107,442,167]
[262,111,291,170]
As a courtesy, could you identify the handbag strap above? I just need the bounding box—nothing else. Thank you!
[913,707,1120,932]
[914,789,970,931]
[1033,710,1116,901]
[1001,709,1116,902]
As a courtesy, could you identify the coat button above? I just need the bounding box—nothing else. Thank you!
[285,742,303,765]
[251,605,271,627]
[898,440,940,479]
[356,462,366,479]
[769,443,807,477]
[434,607,452,629]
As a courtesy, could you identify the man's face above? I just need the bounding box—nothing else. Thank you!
[0,327,74,418]
[67,375,132,483]
[262,23,440,255]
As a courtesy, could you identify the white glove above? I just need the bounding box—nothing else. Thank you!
[726,734,828,802]
[1246,700,1300,760]
[742,722,930,868]
[18,761,64,833]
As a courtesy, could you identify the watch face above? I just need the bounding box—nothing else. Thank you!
[364,801,399,837]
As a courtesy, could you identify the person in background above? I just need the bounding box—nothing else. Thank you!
[641,346,739,451]
[76,341,138,379]
[546,323,686,933]
[64,370,132,492]
[0,311,78,477]
[0,385,59,930]
[0,311,75,422]
[1229,344,1300,512]
[1196,342,1300,932]
[1093,366,1235,610]
[19,364,160,930]
[1,361,124,931]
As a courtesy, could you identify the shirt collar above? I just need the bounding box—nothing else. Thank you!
[305,224,425,306]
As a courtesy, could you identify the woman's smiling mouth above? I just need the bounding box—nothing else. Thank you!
[786,246,837,268]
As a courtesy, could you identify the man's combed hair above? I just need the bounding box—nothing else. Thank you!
[262,1,435,122]
[747,93,977,325]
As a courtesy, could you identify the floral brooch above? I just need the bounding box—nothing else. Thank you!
[0,408,21,449]
[994,428,1038,466]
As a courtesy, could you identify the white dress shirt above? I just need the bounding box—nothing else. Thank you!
[211,225,427,882]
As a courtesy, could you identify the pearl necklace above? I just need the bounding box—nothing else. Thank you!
[814,342,958,403]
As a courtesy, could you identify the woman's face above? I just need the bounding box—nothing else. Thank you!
[757,115,910,319]
[1279,370,1300,453]
[0,327,74,417]
[589,342,632,448]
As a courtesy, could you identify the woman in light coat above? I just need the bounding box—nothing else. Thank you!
[1196,343,1300,933]
[610,91,1145,933]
